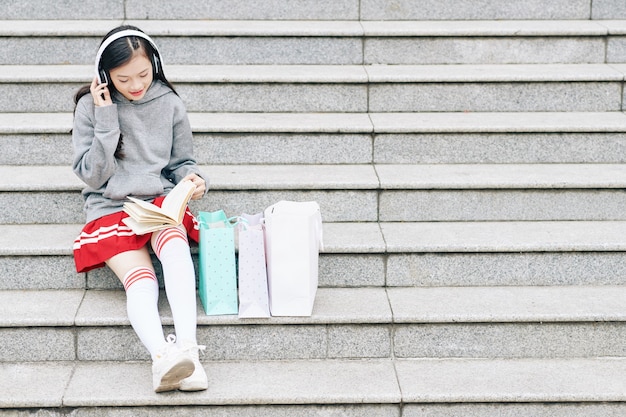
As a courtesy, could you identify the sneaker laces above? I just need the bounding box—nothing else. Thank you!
[180,341,206,359]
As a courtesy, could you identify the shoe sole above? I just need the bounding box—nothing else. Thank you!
[154,358,195,393]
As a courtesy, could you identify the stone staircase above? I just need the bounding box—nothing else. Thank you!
[2,0,626,415]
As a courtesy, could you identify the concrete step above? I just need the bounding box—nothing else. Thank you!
[1,0,617,21]
[1,358,624,413]
[4,111,626,165]
[4,164,626,223]
[3,221,626,290]
[2,286,625,362]
[1,20,624,65]
[2,63,626,112]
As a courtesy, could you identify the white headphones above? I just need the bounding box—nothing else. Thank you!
[94,29,163,84]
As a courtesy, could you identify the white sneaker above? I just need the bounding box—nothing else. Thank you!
[179,340,208,391]
[152,334,195,393]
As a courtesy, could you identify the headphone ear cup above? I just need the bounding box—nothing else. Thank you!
[99,69,108,84]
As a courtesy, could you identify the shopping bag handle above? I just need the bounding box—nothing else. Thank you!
[199,215,240,229]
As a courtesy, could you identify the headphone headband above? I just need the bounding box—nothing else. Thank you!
[94,29,163,84]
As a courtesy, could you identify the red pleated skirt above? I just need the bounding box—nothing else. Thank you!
[73,196,199,273]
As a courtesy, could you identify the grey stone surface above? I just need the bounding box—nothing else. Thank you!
[361,0,591,20]
[394,322,626,358]
[0,289,84,326]
[1,165,81,191]
[0,256,83,290]
[0,134,73,166]
[194,133,373,165]
[157,37,363,65]
[0,83,81,112]
[404,404,626,417]
[168,64,369,83]
[365,63,624,82]
[369,111,626,133]
[602,20,626,35]
[593,0,626,19]
[0,328,75,361]
[75,289,130,327]
[189,112,373,133]
[380,189,626,221]
[370,82,621,112]
[69,404,400,417]
[0,1,123,19]
[328,324,391,358]
[204,164,379,190]
[198,325,327,360]
[310,288,391,323]
[0,112,72,134]
[86,267,125,290]
[177,84,367,113]
[387,286,626,323]
[395,358,626,402]
[380,221,626,252]
[0,362,74,407]
[63,359,401,406]
[361,20,608,37]
[608,37,626,63]
[77,327,156,361]
[126,0,359,20]
[125,20,364,37]
[365,38,605,65]
[386,252,626,287]
[376,163,626,189]
[319,254,385,287]
[373,133,626,164]
[0,192,84,224]
[321,222,386,253]
[0,224,79,256]
[203,190,377,222]
[0,38,99,65]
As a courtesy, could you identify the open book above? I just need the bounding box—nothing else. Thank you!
[122,180,196,235]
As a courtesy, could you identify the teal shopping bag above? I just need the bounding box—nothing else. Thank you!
[198,210,238,315]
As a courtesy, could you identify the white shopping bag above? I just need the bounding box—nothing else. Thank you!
[263,201,323,316]
[237,213,271,318]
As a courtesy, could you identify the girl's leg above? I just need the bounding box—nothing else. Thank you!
[107,246,194,392]
[151,226,208,391]
[106,247,165,357]
[151,226,197,344]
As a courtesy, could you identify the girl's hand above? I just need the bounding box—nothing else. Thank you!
[90,77,112,107]
[182,173,206,200]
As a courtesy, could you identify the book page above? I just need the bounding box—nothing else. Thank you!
[122,180,196,234]
[160,180,196,222]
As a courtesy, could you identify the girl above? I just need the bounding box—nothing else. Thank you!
[72,25,208,393]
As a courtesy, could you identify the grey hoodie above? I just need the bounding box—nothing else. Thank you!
[72,80,206,223]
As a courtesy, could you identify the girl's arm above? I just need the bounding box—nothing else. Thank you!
[72,98,120,190]
[164,101,208,199]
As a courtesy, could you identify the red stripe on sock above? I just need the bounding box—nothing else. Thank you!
[123,267,157,291]
[154,227,188,258]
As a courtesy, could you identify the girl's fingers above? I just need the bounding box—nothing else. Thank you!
[90,78,111,106]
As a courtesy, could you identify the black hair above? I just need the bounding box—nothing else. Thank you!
[73,25,178,159]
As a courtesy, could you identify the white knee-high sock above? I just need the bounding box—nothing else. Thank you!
[152,227,198,344]
[123,267,165,359]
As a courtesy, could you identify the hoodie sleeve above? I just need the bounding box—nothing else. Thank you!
[164,99,208,192]
[71,97,121,190]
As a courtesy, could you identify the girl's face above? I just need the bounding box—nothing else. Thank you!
[108,52,153,101]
